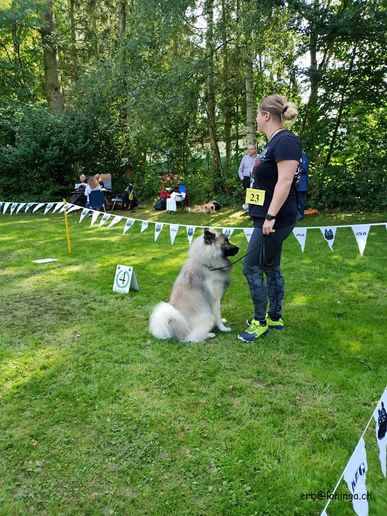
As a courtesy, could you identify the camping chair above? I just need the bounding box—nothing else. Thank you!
[88,190,106,212]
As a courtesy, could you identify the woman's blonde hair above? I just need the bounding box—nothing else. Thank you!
[259,94,298,123]
[88,175,100,189]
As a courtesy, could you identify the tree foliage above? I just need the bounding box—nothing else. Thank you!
[0,0,385,209]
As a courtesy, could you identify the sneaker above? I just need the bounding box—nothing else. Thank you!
[246,315,284,331]
[238,319,270,342]
[242,203,249,213]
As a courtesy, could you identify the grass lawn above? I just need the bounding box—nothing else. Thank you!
[0,205,386,515]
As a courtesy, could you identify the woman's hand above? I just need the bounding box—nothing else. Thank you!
[262,219,276,235]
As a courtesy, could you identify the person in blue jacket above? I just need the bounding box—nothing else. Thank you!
[297,151,309,221]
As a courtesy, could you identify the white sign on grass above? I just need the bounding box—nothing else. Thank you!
[113,264,139,294]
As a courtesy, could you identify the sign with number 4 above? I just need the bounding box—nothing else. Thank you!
[113,264,140,294]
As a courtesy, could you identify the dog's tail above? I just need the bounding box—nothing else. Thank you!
[149,302,189,341]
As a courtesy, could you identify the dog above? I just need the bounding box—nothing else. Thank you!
[149,230,239,343]
[187,202,216,213]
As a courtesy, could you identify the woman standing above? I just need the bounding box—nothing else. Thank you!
[238,95,302,343]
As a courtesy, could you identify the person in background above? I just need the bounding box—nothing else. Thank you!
[84,175,102,206]
[296,151,309,221]
[95,174,105,189]
[70,174,87,205]
[238,94,302,343]
[238,144,257,192]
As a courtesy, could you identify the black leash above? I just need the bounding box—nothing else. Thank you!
[209,234,271,271]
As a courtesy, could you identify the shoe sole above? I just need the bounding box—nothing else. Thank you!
[237,328,270,342]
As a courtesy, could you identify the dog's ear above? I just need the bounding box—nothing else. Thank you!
[203,229,216,244]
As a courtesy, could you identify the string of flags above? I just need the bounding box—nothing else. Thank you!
[1,201,386,256]
[321,387,387,516]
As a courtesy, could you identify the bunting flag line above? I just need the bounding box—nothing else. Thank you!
[1,201,386,256]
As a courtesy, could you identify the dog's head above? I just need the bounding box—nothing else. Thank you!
[203,230,239,257]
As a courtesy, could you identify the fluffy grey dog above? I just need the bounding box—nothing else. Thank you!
[149,230,239,343]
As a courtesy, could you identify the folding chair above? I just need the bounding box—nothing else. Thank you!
[88,190,106,212]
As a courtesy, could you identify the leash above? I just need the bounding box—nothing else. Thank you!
[209,234,271,271]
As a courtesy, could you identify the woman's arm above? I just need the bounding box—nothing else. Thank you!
[262,159,299,235]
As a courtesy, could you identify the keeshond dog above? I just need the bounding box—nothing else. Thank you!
[149,230,239,343]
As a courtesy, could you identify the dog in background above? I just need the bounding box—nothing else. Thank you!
[149,230,239,343]
[187,202,216,213]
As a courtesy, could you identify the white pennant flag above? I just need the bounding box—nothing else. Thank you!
[0,202,3,211]
[16,203,26,214]
[90,210,100,226]
[25,203,35,213]
[99,213,111,227]
[141,220,149,233]
[32,203,45,213]
[3,202,11,214]
[293,227,308,252]
[79,208,90,223]
[10,203,19,215]
[343,437,369,516]
[320,226,337,251]
[243,227,254,243]
[66,204,82,215]
[123,218,135,234]
[374,389,387,478]
[352,225,370,256]
[52,202,64,213]
[222,228,234,238]
[44,203,54,214]
[154,222,163,241]
[186,226,196,244]
[108,215,123,228]
[170,224,179,245]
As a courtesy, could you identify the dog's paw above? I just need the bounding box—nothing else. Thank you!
[206,332,216,339]
[221,318,227,323]
[218,325,232,332]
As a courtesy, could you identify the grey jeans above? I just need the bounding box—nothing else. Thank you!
[242,224,294,321]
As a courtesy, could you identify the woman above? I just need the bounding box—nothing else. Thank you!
[84,175,102,206]
[238,94,301,343]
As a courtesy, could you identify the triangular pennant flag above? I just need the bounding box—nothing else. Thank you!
[352,225,370,256]
[3,202,11,214]
[293,227,307,252]
[222,228,234,238]
[108,215,123,228]
[79,208,90,223]
[320,226,337,251]
[66,204,82,215]
[32,203,45,213]
[343,437,369,516]
[16,203,26,214]
[25,203,35,213]
[122,218,135,234]
[170,224,179,245]
[186,226,196,244]
[52,202,64,213]
[154,222,163,241]
[10,203,19,215]
[99,213,111,227]
[374,389,387,478]
[243,228,254,243]
[0,202,3,211]
[90,210,100,226]
[44,203,54,215]
[140,220,149,233]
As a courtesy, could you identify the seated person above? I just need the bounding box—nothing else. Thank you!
[84,175,102,206]
[95,174,105,189]
[70,174,87,205]
[166,184,188,211]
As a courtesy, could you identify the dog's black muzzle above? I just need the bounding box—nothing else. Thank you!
[222,243,239,257]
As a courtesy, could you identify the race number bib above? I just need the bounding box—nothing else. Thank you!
[245,188,265,206]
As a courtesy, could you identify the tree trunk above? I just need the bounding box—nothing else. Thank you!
[118,0,127,42]
[40,0,64,115]
[245,58,255,144]
[221,0,232,165]
[205,0,223,190]
[68,0,78,82]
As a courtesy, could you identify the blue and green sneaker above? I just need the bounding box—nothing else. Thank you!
[238,319,270,343]
[246,315,285,331]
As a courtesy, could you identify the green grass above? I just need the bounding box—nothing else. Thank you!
[0,206,386,515]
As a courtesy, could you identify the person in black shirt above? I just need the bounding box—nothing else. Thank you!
[238,94,302,343]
